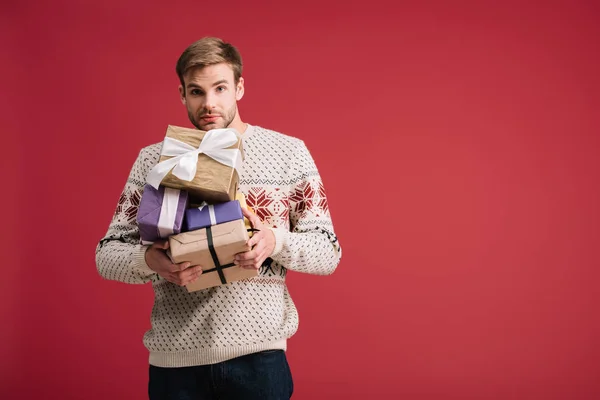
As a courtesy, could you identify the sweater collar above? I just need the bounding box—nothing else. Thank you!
[240,123,256,138]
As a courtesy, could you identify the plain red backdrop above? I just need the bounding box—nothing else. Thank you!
[3,0,599,399]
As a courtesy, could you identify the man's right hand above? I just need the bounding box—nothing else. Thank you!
[145,240,202,286]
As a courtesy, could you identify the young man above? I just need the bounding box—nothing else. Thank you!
[95,37,342,400]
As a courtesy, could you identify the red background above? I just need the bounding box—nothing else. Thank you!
[3,0,599,399]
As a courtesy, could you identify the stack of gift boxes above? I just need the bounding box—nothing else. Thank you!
[136,125,257,292]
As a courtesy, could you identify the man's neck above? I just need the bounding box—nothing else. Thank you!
[228,114,248,135]
[235,122,249,135]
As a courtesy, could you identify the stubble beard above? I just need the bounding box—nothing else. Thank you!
[188,104,237,131]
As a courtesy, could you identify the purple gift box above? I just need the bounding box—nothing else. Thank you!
[183,200,243,232]
[137,184,188,244]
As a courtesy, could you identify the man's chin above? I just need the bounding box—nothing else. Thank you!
[194,122,219,131]
[194,120,228,131]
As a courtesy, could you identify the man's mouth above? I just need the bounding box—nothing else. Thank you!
[200,115,220,123]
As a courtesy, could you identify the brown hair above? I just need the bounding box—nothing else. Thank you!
[176,37,243,90]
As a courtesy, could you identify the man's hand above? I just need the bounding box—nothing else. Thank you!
[234,207,276,270]
[145,240,202,286]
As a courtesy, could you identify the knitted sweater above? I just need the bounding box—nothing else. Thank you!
[95,124,342,367]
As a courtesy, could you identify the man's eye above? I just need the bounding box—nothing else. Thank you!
[216,86,226,92]
[190,89,202,95]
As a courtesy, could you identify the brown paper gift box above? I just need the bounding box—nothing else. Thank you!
[158,125,243,204]
[168,219,258,291]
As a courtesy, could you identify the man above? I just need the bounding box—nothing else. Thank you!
[95,37,342,400]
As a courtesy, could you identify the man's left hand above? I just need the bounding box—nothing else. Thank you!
[234,207,276,270]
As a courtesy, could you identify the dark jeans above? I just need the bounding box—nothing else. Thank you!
[148,350,294,400]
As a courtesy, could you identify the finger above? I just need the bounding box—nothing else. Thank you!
[177,265,203,283]
[242,207,263,228]
[237,251,266,269]
[236,256,257,267]
[251,251,268,270]
[162,272,180,285]
[241,256,263,270]
[167,273,186,286]
[181,272,202,285]
[176,262,192,272]
[248,231,267,248]
[235,249,253,262]
[237,258,258,268]
[165,262,183,273]
[252,239,266,256]
[241,206,255,220]
[234,249,258,267]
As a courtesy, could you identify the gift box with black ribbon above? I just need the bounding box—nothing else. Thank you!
[168,219,258,291]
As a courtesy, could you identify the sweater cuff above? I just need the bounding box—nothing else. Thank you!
[130,245,156,277]
[268,227,287,257]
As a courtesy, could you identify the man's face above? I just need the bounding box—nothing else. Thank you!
[179,63,244,131]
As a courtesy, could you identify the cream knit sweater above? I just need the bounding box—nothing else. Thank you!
[95,124,342,367]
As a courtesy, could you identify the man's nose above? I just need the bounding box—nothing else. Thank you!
[205,92,217,111]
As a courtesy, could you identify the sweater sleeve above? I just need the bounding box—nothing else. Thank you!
[95,148,157,284]
[268,140,342,275]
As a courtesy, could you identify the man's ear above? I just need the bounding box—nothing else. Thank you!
[236,77,245,101]
[178,84,186,105]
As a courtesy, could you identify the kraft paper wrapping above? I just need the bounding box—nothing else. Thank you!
[169,219,258,291]
[158,125,243,204]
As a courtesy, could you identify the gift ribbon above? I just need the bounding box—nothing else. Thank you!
[197,202,217,226]
[146,128,242,190]
[205,225,231,285]
[157,187,182,238]
[200,228,261,285]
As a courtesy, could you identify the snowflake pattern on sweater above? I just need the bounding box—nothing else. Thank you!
[95,124,341,367]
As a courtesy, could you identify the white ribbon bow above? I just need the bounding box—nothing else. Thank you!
[146,128,242,189]
[197,202,217,226]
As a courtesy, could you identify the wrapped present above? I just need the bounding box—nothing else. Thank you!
[137,184,188,244]
[168,219,258,291]
[183,200,243,231]
[146,125,243,204]
[236,190,252,214]
[236,191,255,235]
[190,191,255,235]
